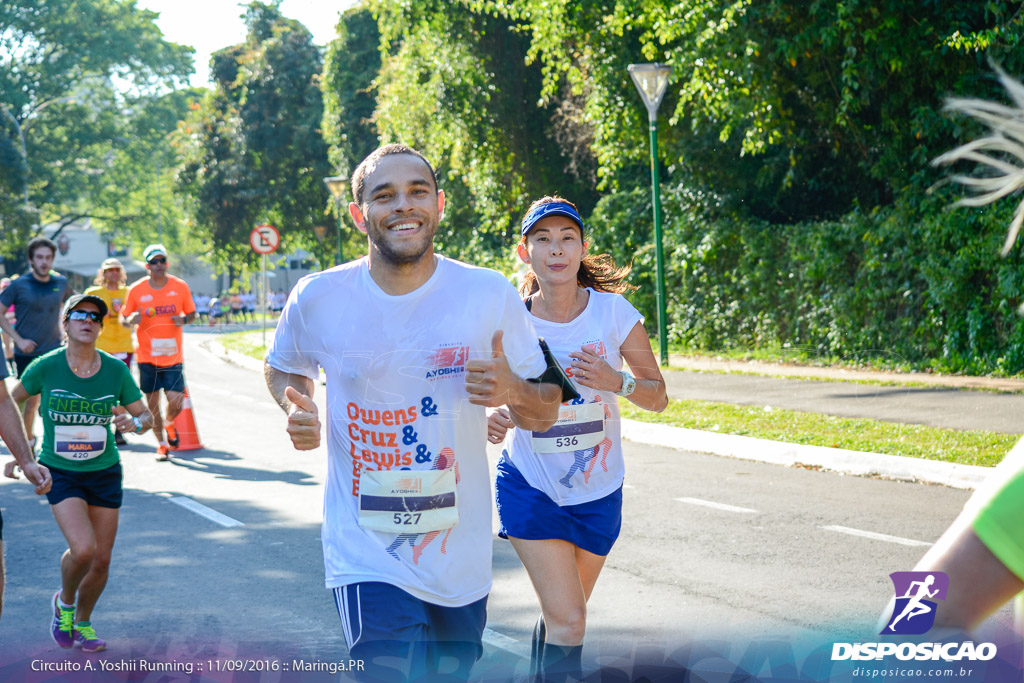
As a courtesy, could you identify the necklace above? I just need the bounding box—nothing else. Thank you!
[70,352,99,376]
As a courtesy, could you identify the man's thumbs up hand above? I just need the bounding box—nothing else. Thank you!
[285,385,321,450]
[466,330,516,407]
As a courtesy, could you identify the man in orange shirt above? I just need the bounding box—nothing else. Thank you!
[120,245,196,460]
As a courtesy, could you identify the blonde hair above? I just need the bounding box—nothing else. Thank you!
[94,264,126,287]
[518,195,636,297]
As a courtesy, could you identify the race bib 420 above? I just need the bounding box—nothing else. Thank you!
[54,424,107,461]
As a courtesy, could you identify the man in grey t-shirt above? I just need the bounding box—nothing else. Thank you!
[0,237,73,442]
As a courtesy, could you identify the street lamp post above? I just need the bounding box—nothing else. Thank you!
[628,63,673,366]
[323,175,347,267]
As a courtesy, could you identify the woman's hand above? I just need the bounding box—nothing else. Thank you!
[568,345,622,393]
[487,407,513,444]
[112,406,136,433]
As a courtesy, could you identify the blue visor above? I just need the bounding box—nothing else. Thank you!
[521,202,584,236]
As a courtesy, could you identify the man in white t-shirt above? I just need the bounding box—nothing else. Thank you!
[194,294,210,324]
[265,143,561,682]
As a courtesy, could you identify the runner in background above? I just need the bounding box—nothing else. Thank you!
[85,259,135,446]
[208,294,222,327]
[0,278,14,375]
[194,293,211,325]
[217,294,231,325]
[0,237,74,447]
[229,291,243,324]
[120,245,195,461]
[271,289,286,317]
[243,290,257,323]
[487,196,667,681]
[11,294,152,651]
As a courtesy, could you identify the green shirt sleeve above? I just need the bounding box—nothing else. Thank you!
[18,354,47,396]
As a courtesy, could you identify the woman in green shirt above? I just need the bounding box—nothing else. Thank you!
[11,294,153,653]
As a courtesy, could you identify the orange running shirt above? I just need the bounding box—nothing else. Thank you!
[121,275,196,366]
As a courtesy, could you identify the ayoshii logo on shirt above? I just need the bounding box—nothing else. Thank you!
[882,571,948,635]
[565,340,608,378]
[582,340,608,359]
[425,344,469,380]
[389,477,423,494]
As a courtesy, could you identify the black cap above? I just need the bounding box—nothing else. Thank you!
[62,293,108,321]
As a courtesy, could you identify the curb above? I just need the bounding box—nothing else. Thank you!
[621,420,992,490]
[195,338,995,491]
[202,339,265,373]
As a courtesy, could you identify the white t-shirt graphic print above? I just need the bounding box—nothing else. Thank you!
[267,255,546,607]
[504,289,643,506]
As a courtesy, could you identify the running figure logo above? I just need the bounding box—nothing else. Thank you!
[882,571,949,635]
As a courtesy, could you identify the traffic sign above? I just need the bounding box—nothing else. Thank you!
[250,224,280,254]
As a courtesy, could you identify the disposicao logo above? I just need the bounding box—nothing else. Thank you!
[882,571,948,635]
[831,570,997,663]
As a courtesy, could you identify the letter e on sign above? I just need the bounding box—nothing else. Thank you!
[250,224,280,254]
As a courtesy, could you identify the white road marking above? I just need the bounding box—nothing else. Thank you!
[675,497,758,514]
[822,525,932,547]
[482,628,527,657]
[193,384,231,396]
[169,496,244,528]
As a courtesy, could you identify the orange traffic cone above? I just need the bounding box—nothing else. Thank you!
[170,386,203,451]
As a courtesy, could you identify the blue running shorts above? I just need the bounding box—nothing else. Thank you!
[333,581,487,682]
[495,455,622,556]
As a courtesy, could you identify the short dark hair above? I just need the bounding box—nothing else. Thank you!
[350,144,437,205]
[27,236,57,259]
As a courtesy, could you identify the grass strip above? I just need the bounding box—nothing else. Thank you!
[618,398,1016,468]
[218,330,268,360]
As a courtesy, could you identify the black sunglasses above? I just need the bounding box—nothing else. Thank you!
[67,310,103,323]
[148,257,167,265]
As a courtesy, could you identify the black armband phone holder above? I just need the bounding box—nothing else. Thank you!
[527,337,580,403]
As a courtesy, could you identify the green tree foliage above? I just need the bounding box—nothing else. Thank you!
[482,0,1024,222]
[311,1,1024,372]
[320,6,381,265]
[176,1,332,269]
[591,182,1024,374]
[0,0,193,271]
[92,89,204,249]
[322,6,381,178]
[355,0,597,266]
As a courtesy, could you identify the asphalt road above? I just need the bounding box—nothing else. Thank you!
[0,329,1013,681]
